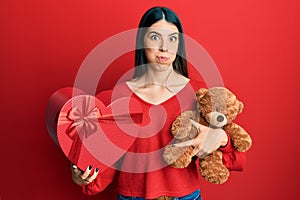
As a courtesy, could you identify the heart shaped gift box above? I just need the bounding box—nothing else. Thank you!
[46,87,143,171]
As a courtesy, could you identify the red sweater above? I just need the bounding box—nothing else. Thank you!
[81,80,247,198]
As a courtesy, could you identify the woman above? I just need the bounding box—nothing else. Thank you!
[71,7,246,200]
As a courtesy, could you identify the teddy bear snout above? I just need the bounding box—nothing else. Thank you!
[207,112,227,128]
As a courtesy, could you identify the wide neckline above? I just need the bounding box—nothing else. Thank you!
[124,79,191,106]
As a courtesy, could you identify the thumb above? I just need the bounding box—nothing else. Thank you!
[72,165,80,173]
[172,139,195,147]
[190,119,206,132]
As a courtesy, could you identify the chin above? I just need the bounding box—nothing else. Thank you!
[149,63,172,71]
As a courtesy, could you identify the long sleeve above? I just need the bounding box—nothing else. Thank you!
[81,167,117,195]
[219,133,247,171]
[81,88,127,195]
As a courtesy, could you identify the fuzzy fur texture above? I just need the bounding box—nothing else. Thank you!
[163,87,252,184]
[163,110,198,168]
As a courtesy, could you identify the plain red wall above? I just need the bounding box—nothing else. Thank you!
[1,0,299,199]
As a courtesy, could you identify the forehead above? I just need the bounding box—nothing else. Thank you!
[147,20,179,34]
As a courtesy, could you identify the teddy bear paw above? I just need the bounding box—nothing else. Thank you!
[163,145,194,168]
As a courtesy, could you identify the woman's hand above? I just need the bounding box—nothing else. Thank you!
[173,119,228,158]
[71,164,99,185]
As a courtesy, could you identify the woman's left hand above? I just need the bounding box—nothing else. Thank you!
[172,119,228,158]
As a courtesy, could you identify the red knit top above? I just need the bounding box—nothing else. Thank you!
[81,80,247,199]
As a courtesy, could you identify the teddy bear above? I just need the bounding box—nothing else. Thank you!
[163,87,252,184]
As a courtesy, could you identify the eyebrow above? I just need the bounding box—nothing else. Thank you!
[147,31,179,36]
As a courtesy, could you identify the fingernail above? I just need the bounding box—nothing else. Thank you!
[72,165,77,169]
[95,168,99,173]
[88,165,93,170]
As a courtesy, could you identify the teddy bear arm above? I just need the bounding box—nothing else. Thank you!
[171,110,198,139]
[163,145,194,168]
[224,123,252,152]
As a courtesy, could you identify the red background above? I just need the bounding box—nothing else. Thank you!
[1,0,299,199]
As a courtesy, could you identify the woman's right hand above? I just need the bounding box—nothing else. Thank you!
[71,164,99,185]
[172,119,228,158]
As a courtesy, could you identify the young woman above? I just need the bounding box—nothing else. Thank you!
[71,7,246,200]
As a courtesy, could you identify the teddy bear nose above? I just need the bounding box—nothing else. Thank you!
[217,115,224,122]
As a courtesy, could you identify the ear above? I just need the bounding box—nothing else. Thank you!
[196,88,208,100]
[238,101,244,113]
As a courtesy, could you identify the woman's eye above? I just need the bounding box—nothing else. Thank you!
[150,35,160,40]
[169,36,177,42]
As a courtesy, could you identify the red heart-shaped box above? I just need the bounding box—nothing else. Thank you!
[46,87,142,171]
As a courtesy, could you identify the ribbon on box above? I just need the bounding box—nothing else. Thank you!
[58,95,143,165]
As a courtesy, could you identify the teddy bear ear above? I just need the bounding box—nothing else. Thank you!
[196,88,208,99]
[238,101,244,113]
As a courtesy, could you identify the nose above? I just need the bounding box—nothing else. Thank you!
[217,115,224,122]
[159,40,168,52]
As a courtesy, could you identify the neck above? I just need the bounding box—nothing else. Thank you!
[144,65,174,85]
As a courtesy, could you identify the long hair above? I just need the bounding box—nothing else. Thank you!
[133,7,188,78]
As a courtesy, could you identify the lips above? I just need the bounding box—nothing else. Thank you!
[157,56,169,63]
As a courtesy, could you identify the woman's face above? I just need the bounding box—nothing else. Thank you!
[144,20,179,70]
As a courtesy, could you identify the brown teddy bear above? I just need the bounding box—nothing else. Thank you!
[163,87,252,184]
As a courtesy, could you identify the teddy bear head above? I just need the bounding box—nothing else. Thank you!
[196,87,243,127]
